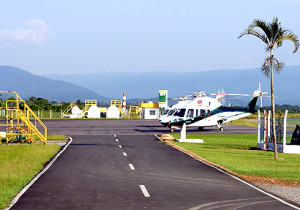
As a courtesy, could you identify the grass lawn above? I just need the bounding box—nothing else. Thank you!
[228,113,300,131]
[170,134,300,183]
[0,143,61,209]
[33,134,67,141]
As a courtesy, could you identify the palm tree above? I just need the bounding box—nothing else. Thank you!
[238,17,299,159]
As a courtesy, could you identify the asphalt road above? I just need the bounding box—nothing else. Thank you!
[10,120,299,209]
[39,119,258,135]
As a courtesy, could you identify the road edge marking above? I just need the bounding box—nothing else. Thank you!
[154,135,300,210]
[6,137,73,210]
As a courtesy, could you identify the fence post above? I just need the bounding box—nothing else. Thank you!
[264,110,269,150]
[283,110,288,152]
[257,110,260,144]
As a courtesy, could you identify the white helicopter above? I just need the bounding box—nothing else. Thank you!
[159,86,267,132]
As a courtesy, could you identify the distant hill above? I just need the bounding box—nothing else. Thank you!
[0,66,109,103]
[42,65,300,106]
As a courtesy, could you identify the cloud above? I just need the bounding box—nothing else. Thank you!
[0,19,55,44]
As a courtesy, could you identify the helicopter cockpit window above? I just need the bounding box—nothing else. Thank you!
[167,109,176,116]
[187,109,194,118]
[162,109,170,115]
[200,109,206,116]
[174,109,186,117]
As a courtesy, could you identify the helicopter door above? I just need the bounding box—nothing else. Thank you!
[186,109,194,118]
[207,110,211,117]
[200,109,206,117]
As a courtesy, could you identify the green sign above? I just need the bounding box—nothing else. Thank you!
[159,90,167,104]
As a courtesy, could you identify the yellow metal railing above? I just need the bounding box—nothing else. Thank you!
[110,100,122,108]
[85,100,97,106]
[78,100,97,118]
[61,102,76,118]
[118,108,128,118]
[0,91,47,144]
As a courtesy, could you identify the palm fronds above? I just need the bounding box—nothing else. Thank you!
[238,17,299,53]
[262,56,285,77]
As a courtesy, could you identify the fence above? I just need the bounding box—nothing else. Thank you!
[257,110,300,154]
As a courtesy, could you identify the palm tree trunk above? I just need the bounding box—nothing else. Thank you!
[270,49,278,159]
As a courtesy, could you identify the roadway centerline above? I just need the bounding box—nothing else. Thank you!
[129,164,135,170]
[119,145,122,148]
[139,185,150,197]
[123,152,127,157]
[116,139,119,142]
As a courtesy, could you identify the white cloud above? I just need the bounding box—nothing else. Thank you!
[0,19,55,44]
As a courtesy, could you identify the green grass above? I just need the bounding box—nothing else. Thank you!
[171,134,300,182]
[0,144,61,209]
[227,119,257,127]
[287,118,300,131]
[48,134,67,140]
[33,134,67,141]
[1,135,67,144]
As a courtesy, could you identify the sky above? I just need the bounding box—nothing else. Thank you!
[0,0,300,75]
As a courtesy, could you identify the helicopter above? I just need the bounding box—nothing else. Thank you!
[159,86,267,132]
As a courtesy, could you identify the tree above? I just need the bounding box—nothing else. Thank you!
[238,17,299,158]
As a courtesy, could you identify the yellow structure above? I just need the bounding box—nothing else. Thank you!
[139,102,160,119]
[129,105,142,114]
[118,108,128,118]
[110,100,122,108]
[79,100,97,118]
[0,91,47,144]
[139,102,159,108]
[99,107,106,113]
[109,100,128,118]
[61,102,76,118]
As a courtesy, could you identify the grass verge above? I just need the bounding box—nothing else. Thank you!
[0,144,61,209]
[169,134,300,186]
[34,134,67,141]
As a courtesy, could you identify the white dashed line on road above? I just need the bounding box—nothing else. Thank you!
[139,185,150,197]
[119,145,122,148]
[114,135,116,138]
[129,164,135,170]
[116,139,119,142]
[123,152,127,157]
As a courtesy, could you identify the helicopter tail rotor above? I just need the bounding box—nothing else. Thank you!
[216,88,226,105]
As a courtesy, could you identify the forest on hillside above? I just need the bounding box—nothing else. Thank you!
[1,96,300,113]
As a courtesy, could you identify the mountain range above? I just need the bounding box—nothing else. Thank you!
[0,66,108,103]
[0,65,299,106]
[42,65,300,106]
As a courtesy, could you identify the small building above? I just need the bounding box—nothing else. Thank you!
[139,102,160,119]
